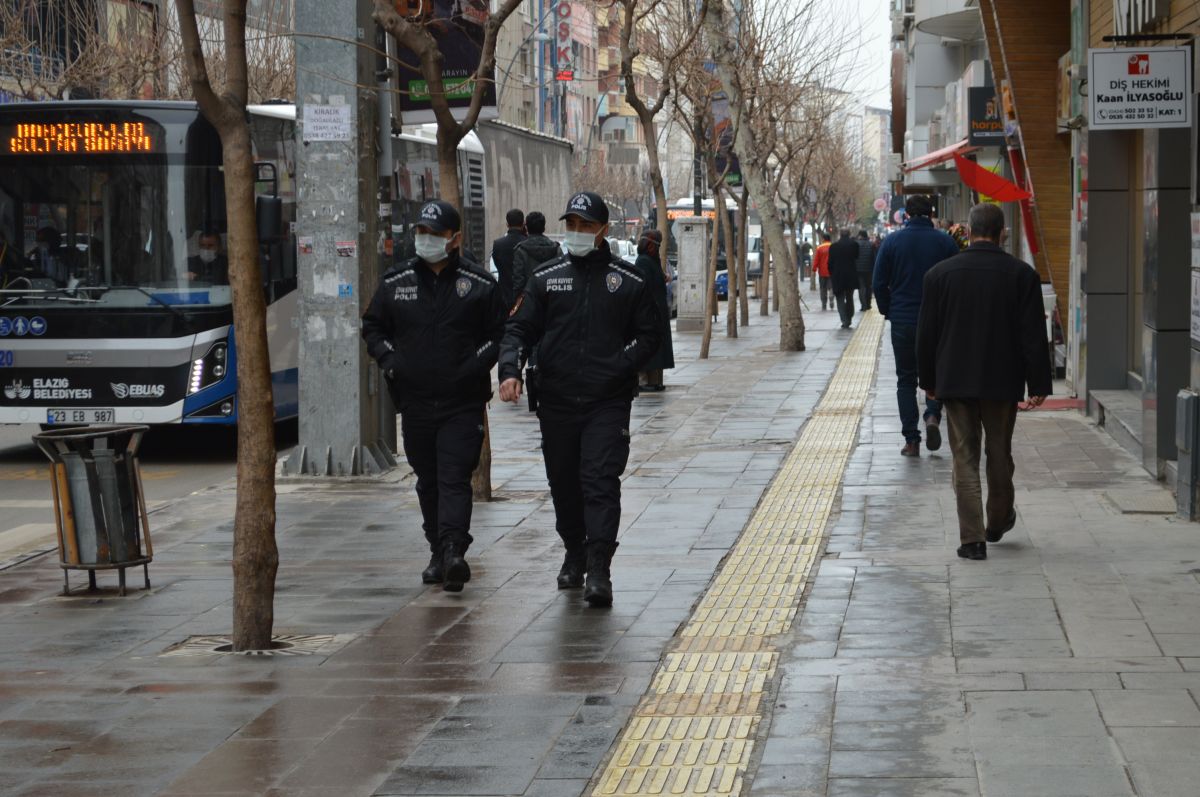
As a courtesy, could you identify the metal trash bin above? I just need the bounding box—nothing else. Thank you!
[32,425,154,596]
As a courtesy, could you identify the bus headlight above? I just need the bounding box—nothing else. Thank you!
[189,341,229,394]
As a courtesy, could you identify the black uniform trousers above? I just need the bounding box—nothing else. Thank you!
[537,397,632,551]
[400,405,485,553]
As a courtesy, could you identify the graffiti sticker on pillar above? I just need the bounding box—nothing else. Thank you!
[1088,47,1192,130]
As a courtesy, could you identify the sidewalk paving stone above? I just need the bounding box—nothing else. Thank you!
[5,287,1200,795]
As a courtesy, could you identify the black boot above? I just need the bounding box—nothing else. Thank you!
[421,550,444,584]
[557,546,586,590]
[442,542,471,593]
[583,541,617,607]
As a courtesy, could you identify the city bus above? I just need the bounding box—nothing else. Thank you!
[0,101,487,427]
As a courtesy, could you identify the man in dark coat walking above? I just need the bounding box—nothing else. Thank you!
[490,208,526,306]
[512,211,561,299]
[828,228,860,329]
[874,194,961,456]
[633,229,674,391]
[917,203,1051,561]
[854,230,874,310]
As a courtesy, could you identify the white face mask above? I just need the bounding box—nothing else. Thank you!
[563,230,598,257]
[414,233,450,263]
[198,248,217,264]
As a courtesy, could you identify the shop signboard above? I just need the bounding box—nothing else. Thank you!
[968,87,1005,146]
[395,0,496,124]
[1088,47,1192,130]
[555,1,574,81]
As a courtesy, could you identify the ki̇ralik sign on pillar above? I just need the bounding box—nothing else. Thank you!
[1088,47,1192,130]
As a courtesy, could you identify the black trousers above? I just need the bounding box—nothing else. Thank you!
[834,288,855,327]
[538,398,632,550]
[400,406,485,553]
[857,272,873,310]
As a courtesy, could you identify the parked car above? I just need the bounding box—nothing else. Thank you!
[714,269,728,300]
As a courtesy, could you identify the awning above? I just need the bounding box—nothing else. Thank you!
[901,138,979,173]
[953,153,1031,202]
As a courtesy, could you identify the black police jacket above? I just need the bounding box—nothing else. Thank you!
[361,253,506,413]
[499,242,661,406]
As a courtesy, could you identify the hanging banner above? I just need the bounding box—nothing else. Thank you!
[1088,46,1192,130]
[710,93,741,187]
[555,1,574,81]
[394,0,497,124]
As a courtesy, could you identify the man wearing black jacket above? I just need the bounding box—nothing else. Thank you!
[828,228,860,329]
[498,192,660,607]
[917,203,1051,561]
[490,208,526,306]
[362,200,506,591]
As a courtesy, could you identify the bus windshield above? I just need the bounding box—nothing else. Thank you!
[0,109,230,310]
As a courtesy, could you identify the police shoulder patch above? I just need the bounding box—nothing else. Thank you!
[455,276,472,297]
[606,272,623,293]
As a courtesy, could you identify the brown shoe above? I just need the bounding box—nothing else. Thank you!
[900,442,920,457]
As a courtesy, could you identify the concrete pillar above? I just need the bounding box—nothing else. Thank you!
[673,217,709,333]
[1082,131,1132,393]
[287,0,395,476]
[1142,127,1192,474]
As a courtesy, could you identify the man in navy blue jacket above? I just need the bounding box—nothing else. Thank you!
[873,195,960,456]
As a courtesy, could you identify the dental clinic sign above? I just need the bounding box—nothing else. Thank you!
[1088,47,1192,130]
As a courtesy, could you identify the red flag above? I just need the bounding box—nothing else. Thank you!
[953,153,1031,202]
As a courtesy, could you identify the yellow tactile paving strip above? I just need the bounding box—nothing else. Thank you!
[591,310,884,796]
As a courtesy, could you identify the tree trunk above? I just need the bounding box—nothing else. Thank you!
[436,131,463,209]
[719,187,737,338]
[699,213,720,359]
[224,122,279,652]
[639,110,671,278]
[703,2,803,351]
[737,186,749,326]
[760,233,770,317]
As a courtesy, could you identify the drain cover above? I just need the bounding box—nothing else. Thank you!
[1104,490,1176,514]
[160,633,354,658]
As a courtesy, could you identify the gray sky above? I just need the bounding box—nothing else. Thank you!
[854,0,893,109]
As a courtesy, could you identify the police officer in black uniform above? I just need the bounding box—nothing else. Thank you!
[498,192,661,607]
[362,200,505,592]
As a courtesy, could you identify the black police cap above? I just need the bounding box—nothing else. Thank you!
[416,200,461,233]
[559,191,610,225]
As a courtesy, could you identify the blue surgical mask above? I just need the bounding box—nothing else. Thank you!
[563,231,598,257]
[414,233,449,263]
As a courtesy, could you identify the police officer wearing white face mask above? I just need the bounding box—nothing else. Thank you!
[498,192,661,607]
[362,200,506,592]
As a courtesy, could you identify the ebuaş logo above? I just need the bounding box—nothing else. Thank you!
[111,383,165,399]
[28,317,46,336]
[4,380,31,400]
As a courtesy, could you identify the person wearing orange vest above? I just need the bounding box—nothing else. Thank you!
[813,232,833,310]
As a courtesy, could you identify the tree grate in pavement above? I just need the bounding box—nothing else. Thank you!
[589,311,885,796]
[159,633,356,658]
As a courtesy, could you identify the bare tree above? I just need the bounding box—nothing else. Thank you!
[702,0,865,351]
[612,0,708,276]
[175,0,278,652]
[373,0,522,210]
[373,0,523,502]
[1,0,166,100]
